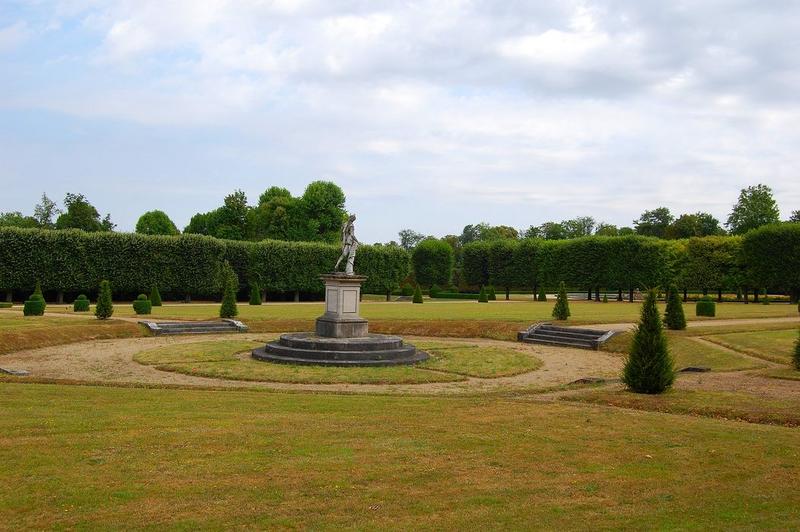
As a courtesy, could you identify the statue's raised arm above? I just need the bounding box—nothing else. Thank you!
[334,214,358,275]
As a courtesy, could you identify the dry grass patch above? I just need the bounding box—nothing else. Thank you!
[0,315,141,356]
[2,383,800,529]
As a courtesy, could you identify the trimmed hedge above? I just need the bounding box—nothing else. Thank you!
[23,298,45,316]
[73,294,90,312]
[431,292,479,300]
[0,227,409,300]
[696,296,716,317]
[0,302,12,309]
[132,294,152,315]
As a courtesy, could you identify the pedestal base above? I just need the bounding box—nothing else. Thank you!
[315,316,369,338]
[253,332,429,367]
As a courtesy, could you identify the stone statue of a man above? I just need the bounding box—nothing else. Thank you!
[335,214,359,275]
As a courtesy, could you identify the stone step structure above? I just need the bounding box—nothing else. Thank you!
[139,319,248,336]
[518,323,615,350]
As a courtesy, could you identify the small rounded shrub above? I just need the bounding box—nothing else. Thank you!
[401,284,413,297]
[412,284,423,304]
[73,294,90,312]
[430,284,442,298]
[23,298,45,316]
[132,294,152,315]
[695,296,716,317]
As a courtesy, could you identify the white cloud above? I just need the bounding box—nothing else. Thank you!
[2,0,800,239]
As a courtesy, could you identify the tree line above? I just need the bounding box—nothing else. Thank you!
[0,181,349,244]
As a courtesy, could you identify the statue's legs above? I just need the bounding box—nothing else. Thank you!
[335,244,351,272]
[345,245,357,275]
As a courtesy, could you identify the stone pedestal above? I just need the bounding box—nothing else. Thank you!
[315,274,369,338]
[252,272,428,367]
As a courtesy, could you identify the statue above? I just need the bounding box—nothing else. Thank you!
[334,214,359,275]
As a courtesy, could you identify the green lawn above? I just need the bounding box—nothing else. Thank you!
[418,342,542,378]
[38,299,800,324]
[602,332,764,371]
[133,339,541,385]
[2,383,800,529]
[703,329,800,364]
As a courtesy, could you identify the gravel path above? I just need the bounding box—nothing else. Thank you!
[0,334,622,395]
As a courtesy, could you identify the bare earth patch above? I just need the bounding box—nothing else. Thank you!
[0,333,622,395]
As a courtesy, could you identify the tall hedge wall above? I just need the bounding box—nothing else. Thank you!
[742,223,800,301]
[0,228,409,299]
[459,232,799,296]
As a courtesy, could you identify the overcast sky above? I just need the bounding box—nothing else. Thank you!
[1,1,799,242]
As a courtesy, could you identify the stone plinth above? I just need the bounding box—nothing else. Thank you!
[251,272,428,367]
[315,273,369,338]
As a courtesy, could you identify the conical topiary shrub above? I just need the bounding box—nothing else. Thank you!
[95,280,113,320]
[602,293,608,303]
[132,294,152,315]
[664,283,686,330]
[537,286,547,302]
[249,282,262,305]
[219,261,239,318]
[412,284,423,304]
[793,330,800,371]
[551,281,570,320]
[487,286,497,301]
[623,288,675,394]
[792,331,800,371]
[23,281,46,316]
[73,294,90,312]
[150,286,162,307]
[762,289,770,305]
[478,286,488,303]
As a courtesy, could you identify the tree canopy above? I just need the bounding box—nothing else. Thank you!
[185,181,347,243]
[136,210,179,236]
[55,193,114,232]
[727,184,780,235]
